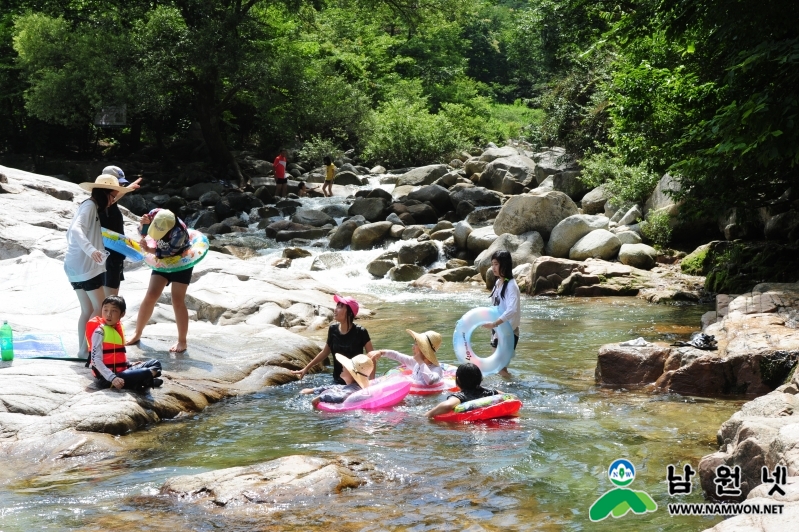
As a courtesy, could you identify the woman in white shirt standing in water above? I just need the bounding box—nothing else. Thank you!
[482,250,521,378]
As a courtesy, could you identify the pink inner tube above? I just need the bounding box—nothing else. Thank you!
[317,378,411,412]
[385,367,459,395]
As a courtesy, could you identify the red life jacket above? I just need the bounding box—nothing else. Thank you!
[85,316,128,378]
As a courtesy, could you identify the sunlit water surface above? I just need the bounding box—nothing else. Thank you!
[2,288,739,531]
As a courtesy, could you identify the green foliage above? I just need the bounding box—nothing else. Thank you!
[361,97,464,168]
[579,152,659,204]
[639,210,673,249]
[297,135,343,167]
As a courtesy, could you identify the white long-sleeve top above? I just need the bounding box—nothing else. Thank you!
[492,278,521,335]
[64,200,106,282]
[90,326,119,382]
[382,350,443,385]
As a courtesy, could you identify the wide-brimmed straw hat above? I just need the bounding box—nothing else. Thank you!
[147,209,176,240]
[79,175,129,193]
[406,329,442,366]
[335,353,373,389]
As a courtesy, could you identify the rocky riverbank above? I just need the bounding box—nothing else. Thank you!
[593,281,799,529]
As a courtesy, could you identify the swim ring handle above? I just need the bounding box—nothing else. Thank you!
[452,306,515,376]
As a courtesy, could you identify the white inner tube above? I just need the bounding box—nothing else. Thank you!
[452,306,515,376]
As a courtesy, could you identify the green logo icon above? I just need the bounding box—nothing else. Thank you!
[589,459,658,522]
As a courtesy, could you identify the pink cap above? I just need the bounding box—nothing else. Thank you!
[333,294,359,317]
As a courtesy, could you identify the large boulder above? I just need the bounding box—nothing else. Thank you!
[453,220,473,249]
[479,146,519,162]
[616,204,643,227]
[569,229,622,261]
[320,204,350,219]
[408,185,452,215]
[350,221,393,250]
[328,215,367,249]
[291,208,335,227]
[533,147,578,184]
[551,170,590,200]
[398,241,439,266]
[160,456,370,509]
[388,264,426,282]
[449,184,503,209]
[643,173,681,217]
[528,256,582,295]
[185,182,225,200]
[481,155,537,194]
[466,225,497,254]
[310,252,346,271]
[474,231,545,277]
[348,197,387,222]
[493,191,579,239]
[396,164,449,187]
[764,210,799,241]
[545,214,610,258]
[405,203,438,224]
[618,243,658,270]
[366,259,395,278]
[463,158,487,177]
[334,170,365,186]
[581,184,612,214]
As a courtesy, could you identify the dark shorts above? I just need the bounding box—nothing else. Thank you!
[275,177,287,184]
[70,273,104,291]
[152,266,193,286]
[491,334,520,349]
[103,257,125,289]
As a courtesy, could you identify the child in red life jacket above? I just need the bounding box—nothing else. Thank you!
[86,295,162,390]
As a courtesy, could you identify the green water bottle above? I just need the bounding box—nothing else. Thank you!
[1,320,13,361]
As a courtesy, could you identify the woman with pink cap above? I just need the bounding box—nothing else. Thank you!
[292,295,375,384]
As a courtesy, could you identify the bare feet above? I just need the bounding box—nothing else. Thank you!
[125,334,141,346]
[170,341,187,353]
[498,368,512,379]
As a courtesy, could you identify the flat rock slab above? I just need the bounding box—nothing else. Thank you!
[161,455,373,509]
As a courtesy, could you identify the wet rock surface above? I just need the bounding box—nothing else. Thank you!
[160,455,375,510]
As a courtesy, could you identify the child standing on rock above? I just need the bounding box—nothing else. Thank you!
[321,156,335,197]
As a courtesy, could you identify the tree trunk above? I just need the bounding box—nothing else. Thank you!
[194,80,245,188]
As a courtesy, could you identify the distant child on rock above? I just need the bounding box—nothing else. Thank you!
[369,329,443,385]
[425,363,501,418]
[300,354,372,407]
[321,156,335,197]
[87,295,162,391]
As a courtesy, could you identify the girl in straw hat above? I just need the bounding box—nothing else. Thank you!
[300,354,373,406]
[66,175,129,357]
[369,329,443,385]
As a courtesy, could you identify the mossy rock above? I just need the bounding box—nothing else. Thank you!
[758,351,799,389]
[681,243,711,275]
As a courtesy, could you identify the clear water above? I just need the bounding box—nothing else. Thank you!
[0,290,738,531]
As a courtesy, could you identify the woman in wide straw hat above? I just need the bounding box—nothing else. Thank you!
[369,329,443,385]
[300,354,374,406]
[66,175,130,357]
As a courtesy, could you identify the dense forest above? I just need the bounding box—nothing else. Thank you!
[0,0,797,222]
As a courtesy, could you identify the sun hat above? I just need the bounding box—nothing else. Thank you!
[147,209,176,240]
[406,329,442,366]
[78,175,129,193]
[335,353,373,389]
[101,165,129,185]
[333,294,359,317]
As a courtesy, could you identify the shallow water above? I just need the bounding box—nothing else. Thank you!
[0,291,739,531]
